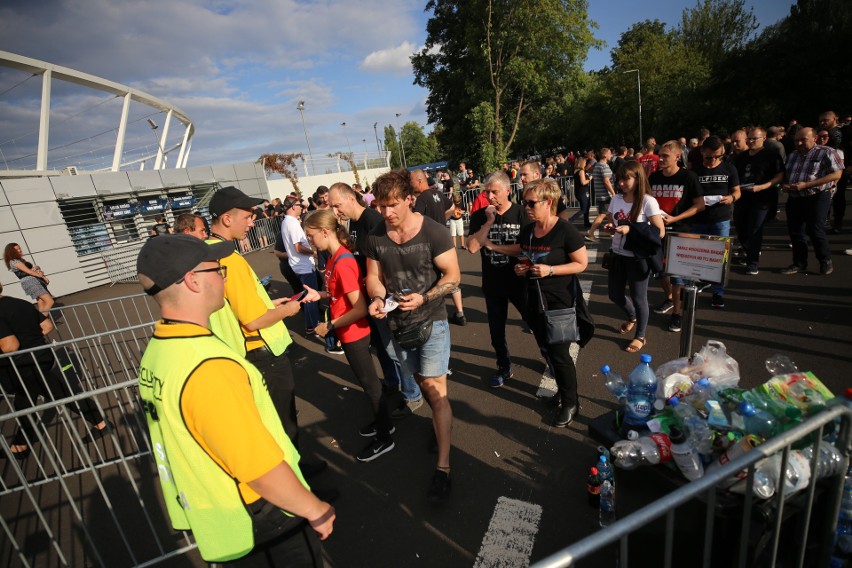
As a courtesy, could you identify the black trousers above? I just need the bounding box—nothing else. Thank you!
[340,335,393,441]
[245,349,299,446]
[525,305,579,408]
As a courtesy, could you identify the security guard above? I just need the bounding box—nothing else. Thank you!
[137,235,333,565]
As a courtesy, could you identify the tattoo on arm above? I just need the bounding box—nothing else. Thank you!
[424,281,459,304]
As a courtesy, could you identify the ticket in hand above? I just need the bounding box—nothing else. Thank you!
[382,296,399,313]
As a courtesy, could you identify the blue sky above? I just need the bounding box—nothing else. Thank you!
[0,1,793,169]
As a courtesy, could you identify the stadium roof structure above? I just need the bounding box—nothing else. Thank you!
[0,50,194,177]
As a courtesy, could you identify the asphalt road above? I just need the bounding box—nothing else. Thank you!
[48,210,851,568]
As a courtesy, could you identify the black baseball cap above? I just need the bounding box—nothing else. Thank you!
[137,235,235,296]
[209,186,265,218]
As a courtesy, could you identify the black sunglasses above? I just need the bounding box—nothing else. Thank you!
[522,199,545,208]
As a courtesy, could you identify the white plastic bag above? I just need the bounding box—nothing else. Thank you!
[698,340,739,388]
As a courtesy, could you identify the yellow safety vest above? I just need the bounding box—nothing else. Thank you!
[138,327,305,562]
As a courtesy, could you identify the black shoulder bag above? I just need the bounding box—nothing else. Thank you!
[536,278,580,345]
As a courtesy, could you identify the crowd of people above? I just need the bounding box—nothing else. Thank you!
[3,109,846,566]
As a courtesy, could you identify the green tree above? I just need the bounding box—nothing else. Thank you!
[383,125,402,169]
[413,0,599,171]
[678,0,758,65]
[400,121,439,167]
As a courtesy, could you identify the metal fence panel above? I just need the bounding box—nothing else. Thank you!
[0,324,200,567]
[531,402,852,568]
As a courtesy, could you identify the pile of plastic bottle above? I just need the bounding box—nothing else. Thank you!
[598,341,851,501]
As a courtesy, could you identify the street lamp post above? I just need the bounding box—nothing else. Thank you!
[340,122,353,157]
[296,100,315,175]
[395,113,407,169]
[373,122,382,153]
[623,69,643,147]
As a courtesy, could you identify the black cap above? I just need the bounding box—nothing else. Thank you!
[282,194,300,211]
[137,234,235,296]
[209,186,265,217]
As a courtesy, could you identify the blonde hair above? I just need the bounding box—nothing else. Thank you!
[302,209,352,249]
[523,179,561,215]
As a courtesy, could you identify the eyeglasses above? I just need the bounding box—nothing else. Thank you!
[192,265,227,279]
[522,199,545,208]
[702,154,724,162]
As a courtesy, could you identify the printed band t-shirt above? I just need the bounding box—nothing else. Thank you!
[518,219,584,310]
[608,194,662,256]
[413,188,451,225]
[693,161,740,224]
[648,167,702,217]
[363,216,453,332]
[467,203,531,296]
[325,247,371,344]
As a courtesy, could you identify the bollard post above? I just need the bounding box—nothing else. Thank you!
[679,281,698,359]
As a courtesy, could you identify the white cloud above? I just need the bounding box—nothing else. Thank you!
[360,41,418,75]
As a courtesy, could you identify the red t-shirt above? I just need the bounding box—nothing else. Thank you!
[470,190,491,213]
[638,154,659,178]
[325,247,370,343]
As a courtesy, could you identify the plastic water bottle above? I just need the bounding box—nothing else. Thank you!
[688,378,717,412]
[801,442,845,480]
[669,397,714,456]
[596,454,614,485]
[610,433,673,470]
[738,401,778,440]
[599,481,616,527]
[587,467,602,508]
[749,450,812,499]
[765,354,798,377]
[601,365,627,404]
[624,354,657,427]
[668,426,704,481]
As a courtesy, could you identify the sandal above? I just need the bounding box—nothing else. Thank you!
[625,337,646,353]
[619,320,637,335]
[9,444,31,460]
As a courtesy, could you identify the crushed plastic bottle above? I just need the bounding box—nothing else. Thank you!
[596,454,614,485]
[601,365,627,405]
[765,354,798,377]
[610,433,673,470]
[687,378,716,413]
[669,396,714,455]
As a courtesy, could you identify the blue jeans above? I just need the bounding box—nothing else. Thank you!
[388,320,451,379]
[372,317,422,402]
[786,191,832,267]
[691,220,730,296]
[297,272,320,331]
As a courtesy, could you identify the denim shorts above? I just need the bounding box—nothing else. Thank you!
[392,319,451,378]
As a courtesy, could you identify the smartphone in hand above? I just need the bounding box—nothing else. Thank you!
[290,289,309,302]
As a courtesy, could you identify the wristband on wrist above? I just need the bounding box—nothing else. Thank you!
[372,296,385,303]
[327,320,335,332]
[549,265,555,277]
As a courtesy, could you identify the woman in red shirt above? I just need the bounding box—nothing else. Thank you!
[302,210,395,462]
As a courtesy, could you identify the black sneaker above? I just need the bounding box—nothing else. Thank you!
[745,265,759,276]
[356,438,395,462]
[451,313,467,326]
[428,469,451,503]
[489,367,513,388]
[358,422,396,438]
[325,344,345,355]
[820,260,834,275]
[781,264,805,275]
[668,314,682,333]
[653,299,674,314]
[711,294,725,309]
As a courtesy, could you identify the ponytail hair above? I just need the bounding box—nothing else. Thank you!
[302,209,352,250]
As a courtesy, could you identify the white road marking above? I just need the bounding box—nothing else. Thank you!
[536,280,591,398]
[473,497,543,568]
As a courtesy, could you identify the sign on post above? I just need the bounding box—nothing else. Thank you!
[664,232,731,284]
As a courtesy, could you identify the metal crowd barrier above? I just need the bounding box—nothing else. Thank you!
[241,215,279,254]
[0,322,200,567]
[532,401,852,568]
[47,293,159,342]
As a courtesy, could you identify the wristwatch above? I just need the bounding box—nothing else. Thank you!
[327,320,335,332]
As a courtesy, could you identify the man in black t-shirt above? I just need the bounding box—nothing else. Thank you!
[410,169,466,326]
[692,136,741,309]
[466,171,532,388]
[364,170,460,504]
[328,182,423,415]
[651,140,704,332]
[732,128,785,275]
